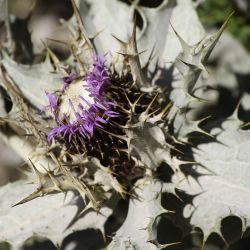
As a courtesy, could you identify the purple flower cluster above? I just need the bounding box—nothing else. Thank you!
[46,56,118,144]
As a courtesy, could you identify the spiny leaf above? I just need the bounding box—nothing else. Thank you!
[135,0,176,70]
[169,13,233,138]
[173,12,232,105]
[125,118,173,171]
[159,0,205,65]
[0,178,112,249]
[0,129,53,174]
[108,179,177,250]
[175,115,250,244]
[1,53,61,109]
[77,0,133,58]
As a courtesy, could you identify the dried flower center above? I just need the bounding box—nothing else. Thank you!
[58,80,94,123]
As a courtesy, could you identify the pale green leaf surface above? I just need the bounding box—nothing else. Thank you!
[0,131,54,173]
[126,121,172,171]
[203,32,250,93]
[108,179,175,250]
[152,0,205,66]
[134,0,175,69]
[0,179,111,249]
[78,0,203,70]
[1,55,61,109]
[79,0,133,59]
[175,117,250,241]
[169,14,232,138]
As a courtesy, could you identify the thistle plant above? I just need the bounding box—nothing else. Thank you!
[0,0,250,249]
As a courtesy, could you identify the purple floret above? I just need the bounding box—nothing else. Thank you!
[85,55,110,95]
[45,91,57,111]
[46,55,119,144]
[62,72,75,91]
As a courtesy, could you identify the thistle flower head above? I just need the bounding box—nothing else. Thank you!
[45,53,169,187]
[46,56,118,144]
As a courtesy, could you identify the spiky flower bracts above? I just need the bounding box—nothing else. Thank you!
[45,54,171,189]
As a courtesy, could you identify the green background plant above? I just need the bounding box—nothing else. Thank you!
[197,0,250,52]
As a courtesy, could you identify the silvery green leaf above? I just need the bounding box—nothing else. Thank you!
[0,178,112,249]
[175,116,250,243]
[134,0,176,69]
[1,54,61,109]
[0,131,53,173]
[78,0,133,59]
[169,14,232,138]
[206,31,250,92]
[152,0,205,66]
[77,0,203,70]
[125,120,173,171]
[108,179,176,250]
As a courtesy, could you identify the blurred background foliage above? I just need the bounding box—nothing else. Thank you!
[197,0,250,52]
